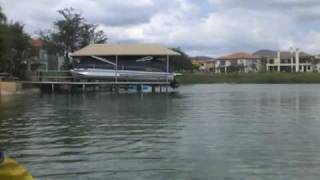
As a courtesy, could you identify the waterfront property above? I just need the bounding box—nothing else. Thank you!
[191,56,216,72]
[215,52,261,73]
[312,54,320,72]
[30,39,64,71]
[20,43,181,93]
[254,49,314,72]
[29,39,48,71]
[70,43,180,82]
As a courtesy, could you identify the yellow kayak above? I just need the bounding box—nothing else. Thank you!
[0,152,33,180]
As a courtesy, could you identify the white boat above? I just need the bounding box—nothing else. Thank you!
[70,68,176,81]
[70,54,182,83]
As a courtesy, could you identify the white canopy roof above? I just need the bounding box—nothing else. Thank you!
[71,44,180,57]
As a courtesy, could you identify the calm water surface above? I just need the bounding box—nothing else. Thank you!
[1,84,320,179]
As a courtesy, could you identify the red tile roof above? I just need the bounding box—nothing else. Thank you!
[193,60,215,64]
[217,52,259,60]
[31,39,44,48]
[254,49,311,59]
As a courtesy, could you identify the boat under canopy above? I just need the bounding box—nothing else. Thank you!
[70,68,175,81]
[70,44,180,82]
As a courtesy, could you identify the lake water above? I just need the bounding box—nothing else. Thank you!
[1,84,320,179]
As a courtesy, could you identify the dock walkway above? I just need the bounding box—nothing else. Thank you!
[19,71,174,93]
[20,80,171,93]
[20,81,170,85]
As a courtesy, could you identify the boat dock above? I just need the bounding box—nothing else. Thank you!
[17,44,181,94]
[20,80,173,93]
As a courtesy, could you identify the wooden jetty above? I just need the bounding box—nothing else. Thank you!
[20,81,171,93]
[19,72,173,93]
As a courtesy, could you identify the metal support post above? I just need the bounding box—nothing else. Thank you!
[82,84,86,92]
[166,56,169,93]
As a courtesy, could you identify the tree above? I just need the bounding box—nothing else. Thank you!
[0,5,6,24]
[0,5,35,79]
[0,5,6,64]
[170,48,193,71]
[39,8,108,69]
[0,22,34,78]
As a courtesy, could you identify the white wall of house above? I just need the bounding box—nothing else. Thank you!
[57,56,65,71]
[225,60,231,67]
[215,59,260,73]
[266,49,315,73]
[316,64,320,72]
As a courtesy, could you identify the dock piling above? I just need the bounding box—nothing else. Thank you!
[152,85,156,93]
[82,84,86,92]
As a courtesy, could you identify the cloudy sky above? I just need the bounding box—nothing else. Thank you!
[1,0,320,56]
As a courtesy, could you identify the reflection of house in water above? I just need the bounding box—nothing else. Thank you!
[30,39,64,71]
[215,52,261,73]
[254,49,313,72]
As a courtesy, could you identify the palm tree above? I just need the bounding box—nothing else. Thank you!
[0,6,6,23]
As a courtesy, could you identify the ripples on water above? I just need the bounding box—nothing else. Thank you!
[1,84,320,179]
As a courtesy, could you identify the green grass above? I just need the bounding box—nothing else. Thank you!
[29,71,70,81]
[177,73,320,84]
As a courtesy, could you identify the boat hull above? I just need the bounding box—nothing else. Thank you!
[70,68,175,81]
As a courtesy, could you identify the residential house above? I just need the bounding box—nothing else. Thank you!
[31,39,64,71]
[313,54,320,72]
[254,49,313,72]
[314,54,320,59]
[191,56,215,72]
[215,52,261,73]
[30,39,48,71]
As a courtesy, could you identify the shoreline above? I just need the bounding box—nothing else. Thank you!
[177,72,320,84]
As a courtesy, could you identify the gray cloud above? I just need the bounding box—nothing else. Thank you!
[1,0,320,56]
[209,0,320,23]
[210,0,320,10]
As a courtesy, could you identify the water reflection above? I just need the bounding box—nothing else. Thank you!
[1,85,320,179]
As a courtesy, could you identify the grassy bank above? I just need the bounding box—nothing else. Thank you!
[177,73,320,84]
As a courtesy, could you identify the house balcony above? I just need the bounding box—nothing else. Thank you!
[266,63,313,72]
